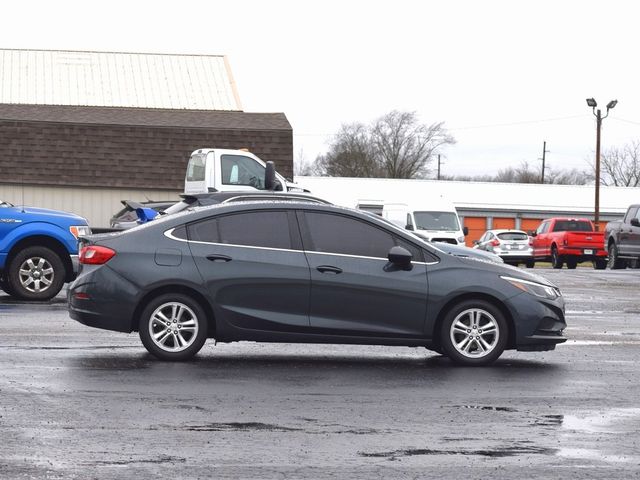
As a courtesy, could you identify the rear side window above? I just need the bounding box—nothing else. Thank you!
[189,211,292,249]
[304,212,396,258]
[552,221,592,232]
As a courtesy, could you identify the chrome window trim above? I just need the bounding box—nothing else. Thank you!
[164,228,434,265]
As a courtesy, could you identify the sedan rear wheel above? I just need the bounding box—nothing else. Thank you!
[139,293,208,361]
[440,300,508,366]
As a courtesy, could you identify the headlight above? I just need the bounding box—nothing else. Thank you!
[500,275,560,300]
[457,236,465,243]
[70,225,92,238]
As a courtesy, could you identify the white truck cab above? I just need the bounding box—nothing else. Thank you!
[382,200,468,245]
[184,148,302,194]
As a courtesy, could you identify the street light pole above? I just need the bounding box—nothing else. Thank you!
[586,98,617,232]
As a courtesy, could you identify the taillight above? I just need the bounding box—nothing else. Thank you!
[80,246,116,265]
[490,239,500,247]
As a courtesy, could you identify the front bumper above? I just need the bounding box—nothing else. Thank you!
[506,291,567,350]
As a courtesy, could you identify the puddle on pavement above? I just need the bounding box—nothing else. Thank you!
[452,405,517,412]
[177,422,301,432]
[533,414,564,426]
[562,408,640,434]
[360,444,558,460]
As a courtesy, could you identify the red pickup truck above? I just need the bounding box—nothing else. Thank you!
[530,218,607,269]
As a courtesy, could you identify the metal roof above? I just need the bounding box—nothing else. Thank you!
[0,49,242,111]
[296,176,640,217]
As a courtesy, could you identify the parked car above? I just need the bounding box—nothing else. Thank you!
[474,229,534,267]
[604,204,640,269]
[109,200,176,230]
[69,202,566,366]
[0,200,90,300]
[530,218,607,269]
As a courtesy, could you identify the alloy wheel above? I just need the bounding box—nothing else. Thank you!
[449,308,499,359]
[18,257,54,293]
[148,302,199,352]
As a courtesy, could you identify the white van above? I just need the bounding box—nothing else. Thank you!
[184,148,303,194]
[382,201,468,245]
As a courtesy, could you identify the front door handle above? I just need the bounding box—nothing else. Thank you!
[206,254,232,262]
[316,265,342,274]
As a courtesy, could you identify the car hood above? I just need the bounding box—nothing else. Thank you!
[456,255,558,288]
[4,206,87,224]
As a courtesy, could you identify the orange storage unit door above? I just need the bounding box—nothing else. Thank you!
[492,217,516,230]
[520,218,543,233]
[464,217,487,247]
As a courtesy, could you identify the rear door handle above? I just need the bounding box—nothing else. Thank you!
[206,254,232,262]
[316,265,342,274]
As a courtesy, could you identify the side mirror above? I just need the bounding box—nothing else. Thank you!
[265,161,276,191]
[405,224,414,231]
[463,226,469,236]
[473,240,479,245]
[388,246,413,270]
[631,218,640,227]
[530,231,537,237]
[136,207,158,223]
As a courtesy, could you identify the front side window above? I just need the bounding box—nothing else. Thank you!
[536,222,548,234]
[304,212,396,259]
[221,155,266,189]
[189,211,291,249]
[414,211,460,231]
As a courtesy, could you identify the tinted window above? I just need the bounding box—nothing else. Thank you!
[189,218,219,243]
[189,212,291,249]
[497,232,528,241]
[552,221,592,232]
[305,212,396,258]
[221,155,266,189]
[171,225,188,240]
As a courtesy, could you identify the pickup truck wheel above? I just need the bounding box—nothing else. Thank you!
[593,258,607,270]
[551,247,563,269]
[6,246,66,301]
[607,243,627,270]
[566,258,578,269]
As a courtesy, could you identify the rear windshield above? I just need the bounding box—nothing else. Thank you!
[497,232,528,241]
[186,153,206,182]
[552,221,592,232]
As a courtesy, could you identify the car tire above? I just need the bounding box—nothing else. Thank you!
[593,258,607,270]
[566,258,577,269]
[139,293,208,361]
[607,243,626,270]
[440,299,508,366]
[551,247,563,269]
[525,260,535,268]
[6,246,66,301]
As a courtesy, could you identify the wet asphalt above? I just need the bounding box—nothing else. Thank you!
[1,268,639,479]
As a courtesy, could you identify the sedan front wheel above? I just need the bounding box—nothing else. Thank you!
[440,300,508,366]
[139,293,208,361]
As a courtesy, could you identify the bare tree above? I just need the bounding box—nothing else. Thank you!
[546,167,590,185]
[315,123,379,177]
[594,141,640,186]
[293,147,321,177]
[371,111,455,179]
[493,161,540,183]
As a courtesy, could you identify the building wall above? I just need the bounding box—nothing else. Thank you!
[0,119,294,190]
[0,184,181,227]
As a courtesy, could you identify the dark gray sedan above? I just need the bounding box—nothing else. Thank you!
[68,202,566,366]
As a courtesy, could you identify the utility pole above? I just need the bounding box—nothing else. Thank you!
[437,154,443,180]
[587,98,617,232]
[540,141,549,183]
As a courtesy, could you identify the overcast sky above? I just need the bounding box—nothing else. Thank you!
[3,0,640,177]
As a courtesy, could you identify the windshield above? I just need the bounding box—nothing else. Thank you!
[0,200,12,208]
[497,232,528,241]
[414,211,460,231]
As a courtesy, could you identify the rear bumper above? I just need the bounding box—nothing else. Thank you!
[558,247,607,257]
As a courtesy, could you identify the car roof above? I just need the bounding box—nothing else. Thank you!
[180,191,331,204]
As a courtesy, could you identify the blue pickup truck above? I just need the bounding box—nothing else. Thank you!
[0,200,90,301]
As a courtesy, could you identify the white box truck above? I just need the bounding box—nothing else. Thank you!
[184,148,304,194]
